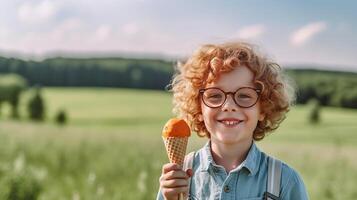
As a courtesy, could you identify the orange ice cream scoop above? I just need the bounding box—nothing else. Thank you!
[162,118,191,138]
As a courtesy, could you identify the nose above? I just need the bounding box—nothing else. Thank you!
[221,94,237,112]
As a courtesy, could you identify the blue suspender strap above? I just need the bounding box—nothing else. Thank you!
[183,151,195,195]
[265,156,282,200]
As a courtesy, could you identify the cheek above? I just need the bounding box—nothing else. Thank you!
[247,109,262,122]
[201,101,210,116]
[201,104,217,126]
[201,106,211,122]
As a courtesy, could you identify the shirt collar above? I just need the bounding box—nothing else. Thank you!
[200,140,261,176]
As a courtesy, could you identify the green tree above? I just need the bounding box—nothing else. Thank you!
[27,87,45,121]
[308,99,321,124]
[0,74,27,119]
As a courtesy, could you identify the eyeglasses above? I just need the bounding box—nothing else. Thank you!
[199,87,261,108]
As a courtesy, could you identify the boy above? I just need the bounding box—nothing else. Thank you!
[157,42,308,200]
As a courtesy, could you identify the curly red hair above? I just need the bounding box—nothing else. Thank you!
[169,42,296,141]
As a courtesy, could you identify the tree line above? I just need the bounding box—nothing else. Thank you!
[0,56,356,109]
[287,69,357,109]
[0,56,173,89]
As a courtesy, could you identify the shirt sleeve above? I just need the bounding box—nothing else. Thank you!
[280,168,309,200]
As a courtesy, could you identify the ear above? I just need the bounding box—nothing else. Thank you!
[198,113,203,122]
[258,112,265,121]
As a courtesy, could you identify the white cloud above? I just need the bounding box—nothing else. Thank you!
[94,25,113,41]
[290,22,327,47]
[0,26,10,38]
[235,24,265,40]
[122,23,140,35]
[17,0,59,25]
[50,18,84,40]
[3,19,165,54]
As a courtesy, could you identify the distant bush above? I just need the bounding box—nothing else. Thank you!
[308,99,321,124]
[0,74,27,118]
[340,88,357,109]
[55,109,67,125]
[27,87,45,121]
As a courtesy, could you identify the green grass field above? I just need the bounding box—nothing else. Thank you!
[0,87,357,199]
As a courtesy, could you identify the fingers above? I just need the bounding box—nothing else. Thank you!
[161,178,188,188]
[161,186,189,199]
[162,169,188,180]
[159,164,194,200]
[162,163,182,174]
[162,163,194,177]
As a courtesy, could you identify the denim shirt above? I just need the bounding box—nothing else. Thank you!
[157,140,309,200]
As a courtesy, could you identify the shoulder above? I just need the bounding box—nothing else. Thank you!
[278,160,309,199]
[280,161,305,187]
[262,151,305,188]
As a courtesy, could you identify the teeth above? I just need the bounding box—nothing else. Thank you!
[221,120,240,125]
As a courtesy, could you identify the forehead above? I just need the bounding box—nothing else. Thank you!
[206,66,255,90]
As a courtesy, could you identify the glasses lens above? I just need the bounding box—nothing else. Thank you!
[202,88,225,107]
[234,88,259,107]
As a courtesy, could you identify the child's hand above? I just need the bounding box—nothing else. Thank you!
[159,163,193,200]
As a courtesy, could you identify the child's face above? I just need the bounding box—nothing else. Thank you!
[200,65,265,145]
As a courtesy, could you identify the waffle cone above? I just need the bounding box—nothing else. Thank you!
[162,136,188,167]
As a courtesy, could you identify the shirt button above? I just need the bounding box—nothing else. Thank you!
[224,185,230,193]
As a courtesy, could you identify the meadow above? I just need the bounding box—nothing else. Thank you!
[0,87,356,199]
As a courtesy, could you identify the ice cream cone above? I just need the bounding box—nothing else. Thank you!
[162,118,191,200]
[162,136,188,167]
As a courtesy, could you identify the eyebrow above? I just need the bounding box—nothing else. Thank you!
[207,84,256,90]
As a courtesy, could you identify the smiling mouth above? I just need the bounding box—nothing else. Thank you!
[218,120,242,126]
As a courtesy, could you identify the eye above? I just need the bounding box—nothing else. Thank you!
[238,94,252,99]
[208,94,223,99]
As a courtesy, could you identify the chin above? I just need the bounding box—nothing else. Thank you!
[215,133,241,144]
[214,131,251,145]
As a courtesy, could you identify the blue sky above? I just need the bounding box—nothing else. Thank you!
[0,0,356,71]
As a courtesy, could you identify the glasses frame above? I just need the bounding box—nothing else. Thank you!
[199,87,262,108]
